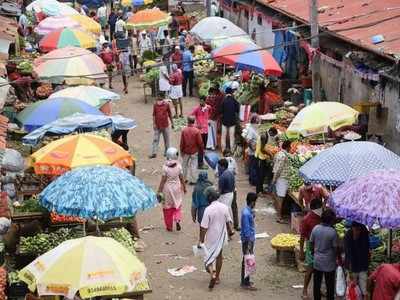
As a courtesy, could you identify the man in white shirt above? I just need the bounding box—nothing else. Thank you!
[139,32,153,55]
[115,10,126,38]
[97,4,107,30]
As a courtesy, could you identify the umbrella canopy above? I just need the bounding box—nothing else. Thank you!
[27,0,78,16]
[212,42,282,76]
[191,17,247,43]
[16,98,103,132]
[0,148,24,172]
[31,134,133,175]
[329,169,400,228]
[49,85,120,107]
[299,141,400,187]
[121,0,153,5]
[22,113,137,146]
[126,8,170,29]
[39,28,96,52]
[34,16,80,35]
[19,236,146,299]
[286,102,359,138]
[33,47,106,83]
[69,14,101,35]
[211,36,252,49]
[39,166,157,220]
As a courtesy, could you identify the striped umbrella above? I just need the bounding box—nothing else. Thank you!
[39,28,96,52]
[212,41,282,76]
[69,14,101,35]
[33,47,106,84]
[34,16,80,35]
[16,98,103,132]
[121,0,153,6]
[126,7,170,29]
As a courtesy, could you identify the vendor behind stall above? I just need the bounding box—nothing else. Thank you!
[298,183,330,210]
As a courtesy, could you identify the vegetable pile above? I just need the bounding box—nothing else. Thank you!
[235,74,268,105]
[172,117,187,132]
[287,154,305,192]
[271,233,300,248]
[143,67,159,83]
[194,48,214,77]
[13,196,47,214]
[50,212,84,224]
[103,228,136,254]
[16,60,33,75]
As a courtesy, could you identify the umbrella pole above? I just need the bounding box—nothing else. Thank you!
[223,64,226,76]
[389,229,393,262]
[83,220,86,236]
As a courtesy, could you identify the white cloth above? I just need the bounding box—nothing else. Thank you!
[182,153,197,184]
[159,65,170,92]
[139,37,153,55]
[18,14,28,30]
[275,177,288,197]
[97,6,107,18]
[115,19,126,33]
[170,85,183,99]
[206,120,217,150]
[218,192,233,219]
[201,201,232,267]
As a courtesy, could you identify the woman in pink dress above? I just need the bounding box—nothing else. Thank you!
[158,147,187,231]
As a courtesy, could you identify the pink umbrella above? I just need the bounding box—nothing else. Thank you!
[34,16,80,35]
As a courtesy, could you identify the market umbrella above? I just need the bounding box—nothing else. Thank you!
[191,17,248,43]
[31,134,133,175]
[299,141,400,187]
[22,113,137,146]
[0,148,24,172]
[19,236,147,298]
[39,166,157,220]
[329,169,400,229]
[27,0,78,16]
[211,36,253,49]
[126,7,171,29]
[34,16,80,35]
[212,41,282,76]
[121,0,153,6]
[69,14,101,35]
[33,46,106,84]
[49,85,120,107]
[286,102,359,138]
[39,28,96,52]
[16,98,103,132]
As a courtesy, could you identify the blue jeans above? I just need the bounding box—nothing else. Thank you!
[183,70,194,96]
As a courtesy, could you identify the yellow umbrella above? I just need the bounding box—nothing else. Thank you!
[19,236,147,299]
[286,101,359,138]
[31,134,133,175]
[70,14,101,35]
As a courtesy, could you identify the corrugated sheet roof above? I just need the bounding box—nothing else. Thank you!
[258,0,400,57]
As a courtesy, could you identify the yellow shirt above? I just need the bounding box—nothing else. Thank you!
[255,137,268,160]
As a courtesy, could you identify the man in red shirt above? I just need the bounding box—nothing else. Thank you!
[180,116,204,184]
[299,199,322,300]
[298,183,330,210]
[99,42,114,89]
[205,84,224,150]
[170,46,183,69]
[149,92,174,158]
[368,263,400,300]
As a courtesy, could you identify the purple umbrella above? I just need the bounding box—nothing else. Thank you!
[329,169,400,229]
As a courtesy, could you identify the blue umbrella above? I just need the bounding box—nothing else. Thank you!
[17,98,103,132]
[299,141,400,187]
[39,166,157,220]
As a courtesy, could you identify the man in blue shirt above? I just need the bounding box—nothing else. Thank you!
[182,45,195,97]
[240,192,257,290]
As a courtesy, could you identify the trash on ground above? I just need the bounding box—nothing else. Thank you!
[168,265,197,277]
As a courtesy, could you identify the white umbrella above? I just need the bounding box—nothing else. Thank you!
[0,77,9,110]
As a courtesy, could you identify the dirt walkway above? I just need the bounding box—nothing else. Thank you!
[112,76,303,299]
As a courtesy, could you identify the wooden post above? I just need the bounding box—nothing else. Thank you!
[310,0,320,102]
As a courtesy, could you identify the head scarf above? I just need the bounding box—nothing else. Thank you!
[193,171,213,196]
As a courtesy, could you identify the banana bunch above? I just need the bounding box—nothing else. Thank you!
[271,233,300,248]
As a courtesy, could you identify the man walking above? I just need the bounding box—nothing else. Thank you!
[180,116,203,184]
[182,45,195,97]
[220,87,240,151]
[205,84,224,150]
[200,187,234,289]
[217,159,235,221]
[149,92,174,158]
[240,192,257,290]
[191,98,211,169]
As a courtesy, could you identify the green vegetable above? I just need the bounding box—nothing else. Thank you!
[14,196,47,213]
[103,228,136,254]
[144,68,159,83]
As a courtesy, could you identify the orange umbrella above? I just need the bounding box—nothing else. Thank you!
[126,7,170,29]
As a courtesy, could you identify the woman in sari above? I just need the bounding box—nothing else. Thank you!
[158,147,186,231]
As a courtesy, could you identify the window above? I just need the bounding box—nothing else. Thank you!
[257,15,262,25]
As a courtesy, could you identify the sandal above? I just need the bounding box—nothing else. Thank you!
[208,275,217,289]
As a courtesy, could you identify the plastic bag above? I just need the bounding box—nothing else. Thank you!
[346,281,362,300]
[244,254,256,278]
[336,266,346,297]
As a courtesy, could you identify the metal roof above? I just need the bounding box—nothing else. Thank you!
[258,0,400,57]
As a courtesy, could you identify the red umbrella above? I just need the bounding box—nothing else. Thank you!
[212,42,282,76]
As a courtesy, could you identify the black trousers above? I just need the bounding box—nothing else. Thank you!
[111,130,129,150]
[183,70,194,97]
[129,54,138,72]
[231,190,239,229]
[197,133,207,167]
[313,270,335,300]
[256,159,272,194]
[241,241,254,286]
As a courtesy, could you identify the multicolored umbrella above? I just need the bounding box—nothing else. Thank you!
[33,47,106,84]
[69,14,101,35]
[329,169,400,228]
[39,28,96,52]
[16,98,103,132]
[126,8,170,29]
[299,141,400,187]
[31,134,133,175]
[39,166,157,220]
[27,0,78,16]
[121,0,153,6]
[286,102,359,138]
[34,16,80,35]
[49,86,120,108]
[19,236,147,299]
[212,41,282,76]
